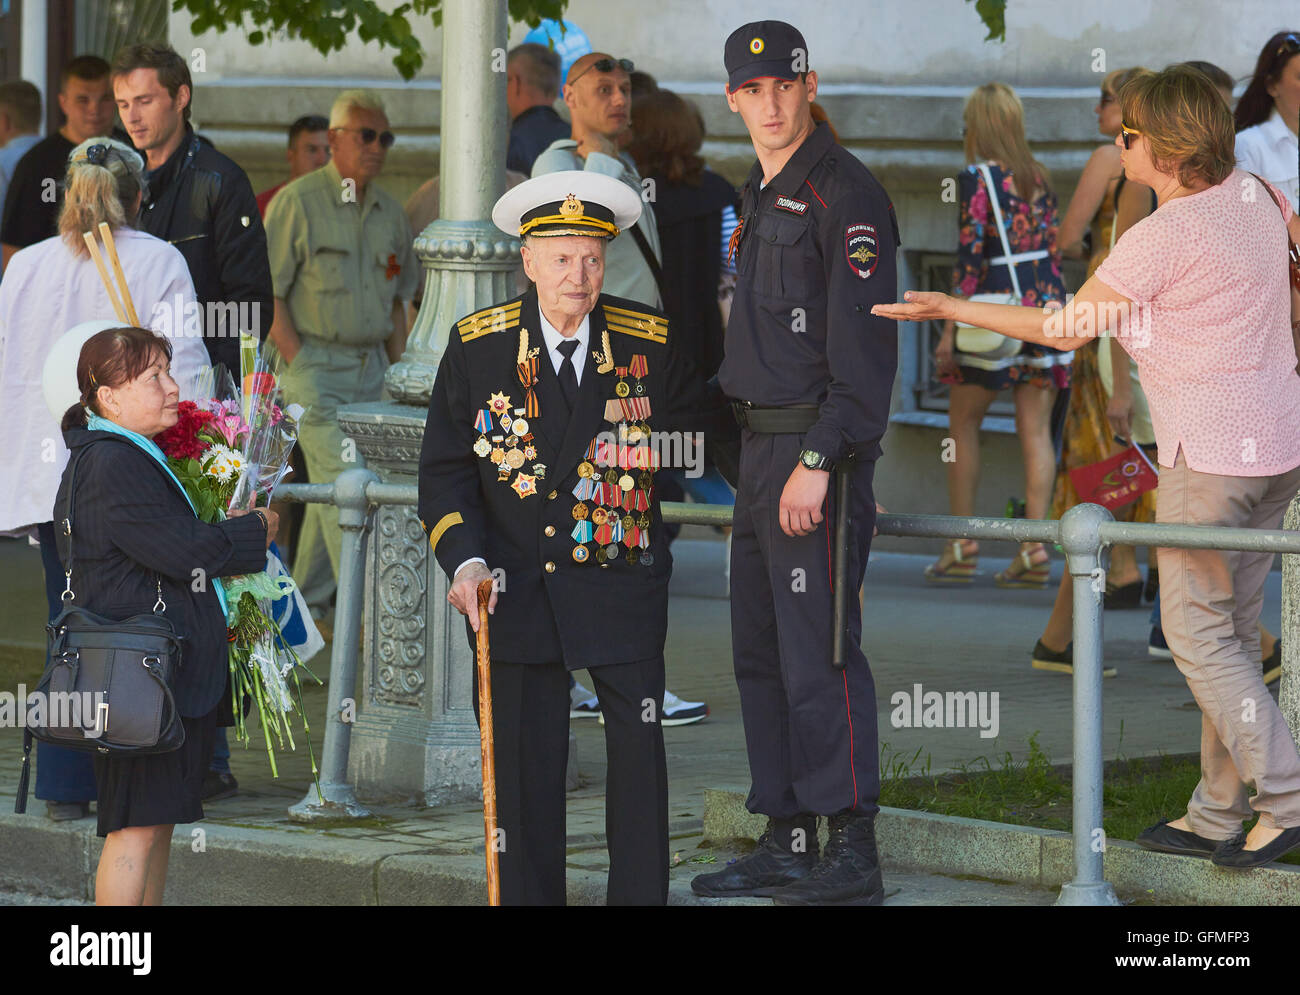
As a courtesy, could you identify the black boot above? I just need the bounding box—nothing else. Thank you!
[770,812,884,906]
[691,816,819,898]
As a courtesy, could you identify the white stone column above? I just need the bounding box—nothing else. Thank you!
[21,0,47,132]
[346,0,522,804]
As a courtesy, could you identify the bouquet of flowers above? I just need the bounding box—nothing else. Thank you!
[155,334,320,789]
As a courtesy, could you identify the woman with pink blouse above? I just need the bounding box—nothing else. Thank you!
[874,66,1300,869]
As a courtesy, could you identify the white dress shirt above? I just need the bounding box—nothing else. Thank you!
[453,311,592,580]
[1236,108,1300,211]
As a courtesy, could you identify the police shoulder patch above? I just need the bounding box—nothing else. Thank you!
[603,303,668,345]
[844,223,879,279]
[457,300,523,343]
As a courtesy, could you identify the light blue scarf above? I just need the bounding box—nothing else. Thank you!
[86,412,229,616]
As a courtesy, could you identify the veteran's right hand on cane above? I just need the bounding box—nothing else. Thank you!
[449,561,496,632]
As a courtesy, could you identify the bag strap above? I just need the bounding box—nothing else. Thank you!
[627,222,668,304]
[1250,172,1300,293]
[61,439,166,612]
[1109,176,1125,252]
[976,163,1024,301]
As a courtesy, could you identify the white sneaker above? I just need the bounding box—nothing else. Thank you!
[569,680,601,719]
[661,689,709,726]
[597,688,710,726]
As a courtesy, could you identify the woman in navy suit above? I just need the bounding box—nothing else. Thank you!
[55,327,277,904]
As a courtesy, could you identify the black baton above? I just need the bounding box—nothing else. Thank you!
[831,459,853,670]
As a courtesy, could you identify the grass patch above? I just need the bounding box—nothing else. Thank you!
[879,733,1296,864]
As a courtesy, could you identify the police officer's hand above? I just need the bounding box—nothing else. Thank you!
[779,464,830,537]
[448,561,496,632]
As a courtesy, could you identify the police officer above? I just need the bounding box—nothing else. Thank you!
[418,171,703,905]
[691,21,900,906]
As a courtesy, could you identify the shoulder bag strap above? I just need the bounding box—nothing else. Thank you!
[1251,173,1300,293]
[61,439,166,612]
[627,222,668,304]
[1109,175,1126,252]
[977,163,1024,301]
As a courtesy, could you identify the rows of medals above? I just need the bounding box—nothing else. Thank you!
[573,354,658,566]
[473,391,547,500]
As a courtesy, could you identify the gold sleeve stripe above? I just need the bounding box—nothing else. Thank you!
[605,316,668,344]
[458,302,522,342]
[428,512,464,552]
[603,303,667,331]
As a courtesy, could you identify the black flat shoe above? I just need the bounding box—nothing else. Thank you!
[1104,580,1143,610]
[1136,819,1221,857]
[1211,826,1300,868]
[1031,640,1117,678]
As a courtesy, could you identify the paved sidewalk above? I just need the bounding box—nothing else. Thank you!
[0,533,1280,904]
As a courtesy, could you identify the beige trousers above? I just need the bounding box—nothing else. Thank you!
[1157,450,1300,837]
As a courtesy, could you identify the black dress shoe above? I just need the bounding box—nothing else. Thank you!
[1211,826,1300,869]
[769,812,884,906]
[1104,580,1143,610]
[692,817,819,897]
[1136,819,1221,857]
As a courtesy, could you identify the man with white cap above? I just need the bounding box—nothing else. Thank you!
[418,171,704,905]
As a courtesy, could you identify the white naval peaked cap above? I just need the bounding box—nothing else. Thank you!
[492,170,642,239]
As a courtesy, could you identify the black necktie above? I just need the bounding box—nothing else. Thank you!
[556,338,580,414]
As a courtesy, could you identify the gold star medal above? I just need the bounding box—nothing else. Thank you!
[488,391,511,414]
[511,473,537,499]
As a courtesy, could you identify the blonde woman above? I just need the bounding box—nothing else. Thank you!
[0,137,204,823]
[927,83,1070,587]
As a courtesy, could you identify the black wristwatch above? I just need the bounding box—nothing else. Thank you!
[798,449,835,473]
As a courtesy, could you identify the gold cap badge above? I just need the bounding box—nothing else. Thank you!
[749,37,764,54]
[559,194,584,218]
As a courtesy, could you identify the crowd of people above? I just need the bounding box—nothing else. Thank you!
[0,21,1297,905]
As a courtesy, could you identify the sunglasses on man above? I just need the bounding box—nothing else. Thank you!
[568,57,634,86]
[332,126,396,149]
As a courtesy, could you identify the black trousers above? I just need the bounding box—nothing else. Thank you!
[730,431,881,820]
[473,656,669,905]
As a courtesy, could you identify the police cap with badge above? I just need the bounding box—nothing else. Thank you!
[724,19,808,90]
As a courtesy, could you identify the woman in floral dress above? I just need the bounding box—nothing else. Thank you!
[927,82,1071,586]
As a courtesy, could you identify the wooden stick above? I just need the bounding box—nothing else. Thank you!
[475,577,501,906]
[83,232,128,323]
[97,222,139,326]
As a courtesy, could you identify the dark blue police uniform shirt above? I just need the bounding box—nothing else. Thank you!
[718,122,901,463]
[507,105,572,175]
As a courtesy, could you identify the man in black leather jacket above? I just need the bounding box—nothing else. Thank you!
[112,43,271,376]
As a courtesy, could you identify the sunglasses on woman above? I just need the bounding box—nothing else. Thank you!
[332,126,396,149]
[1120,123,1142,149]
[1275,32,1300,59]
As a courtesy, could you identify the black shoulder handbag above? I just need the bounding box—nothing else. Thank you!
[15,444,186,814]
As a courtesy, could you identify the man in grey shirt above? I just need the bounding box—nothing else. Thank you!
[532,52,663,309]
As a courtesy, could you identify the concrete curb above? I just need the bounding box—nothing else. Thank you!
[703,787,1300,905]
[0,808,738,905]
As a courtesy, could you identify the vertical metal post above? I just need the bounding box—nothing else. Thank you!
[289,468,378,822]
[1055,503,1121,906]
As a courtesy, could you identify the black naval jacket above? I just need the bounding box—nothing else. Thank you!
[717,121,900,464]
[54,429,270,718]
[418,286,704,669]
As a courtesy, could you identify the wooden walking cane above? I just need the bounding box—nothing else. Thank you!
[475,577,501,906]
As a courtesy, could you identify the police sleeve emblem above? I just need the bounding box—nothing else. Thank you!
[844,223,879,279]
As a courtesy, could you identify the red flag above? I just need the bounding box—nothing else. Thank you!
[1068,443,1158,511]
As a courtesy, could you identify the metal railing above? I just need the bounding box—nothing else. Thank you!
[274,472,1300,906]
